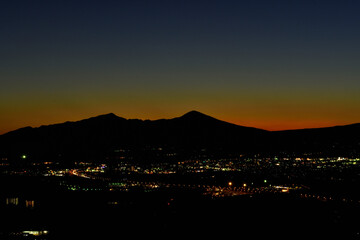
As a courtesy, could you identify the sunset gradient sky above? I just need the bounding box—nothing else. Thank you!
[1,0,360,134]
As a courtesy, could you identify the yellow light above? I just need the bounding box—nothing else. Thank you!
[22,230,49,236]
[25,200,35,208]
[228,182,233,186]
[243,183,247,187]
[22,155,27,159]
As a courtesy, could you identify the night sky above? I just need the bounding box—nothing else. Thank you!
[1,0,360,134]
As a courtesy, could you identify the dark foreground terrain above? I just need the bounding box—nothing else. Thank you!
[1,176,359,240]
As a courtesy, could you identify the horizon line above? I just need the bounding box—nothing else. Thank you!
[1,111,359,135]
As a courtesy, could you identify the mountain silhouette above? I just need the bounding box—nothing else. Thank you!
[178,110,217,120]
[0,111,359,163]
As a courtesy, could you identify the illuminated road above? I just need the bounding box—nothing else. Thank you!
[69,169,90,179]
[68,168,254,196]
[67,168,357,203]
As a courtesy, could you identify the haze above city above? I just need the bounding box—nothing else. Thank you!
[1,0,360,134]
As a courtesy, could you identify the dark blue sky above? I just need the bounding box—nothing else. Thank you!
[1,0,360,133]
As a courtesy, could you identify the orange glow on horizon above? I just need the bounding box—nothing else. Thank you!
[0,110,357,135]
[222,115,357,131]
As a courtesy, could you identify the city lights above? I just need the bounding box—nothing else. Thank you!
[22,230,49,236]
[1,155,360,238]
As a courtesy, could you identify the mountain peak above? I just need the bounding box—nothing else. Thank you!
[181,110,209,118]
[84,113,125,122]
[100,113,119,118]
[179,111,218,121]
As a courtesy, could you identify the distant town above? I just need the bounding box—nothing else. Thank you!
[2,155,360,203]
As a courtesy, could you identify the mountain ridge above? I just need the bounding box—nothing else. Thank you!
[0,111,359,162]
[3,111,359,136]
